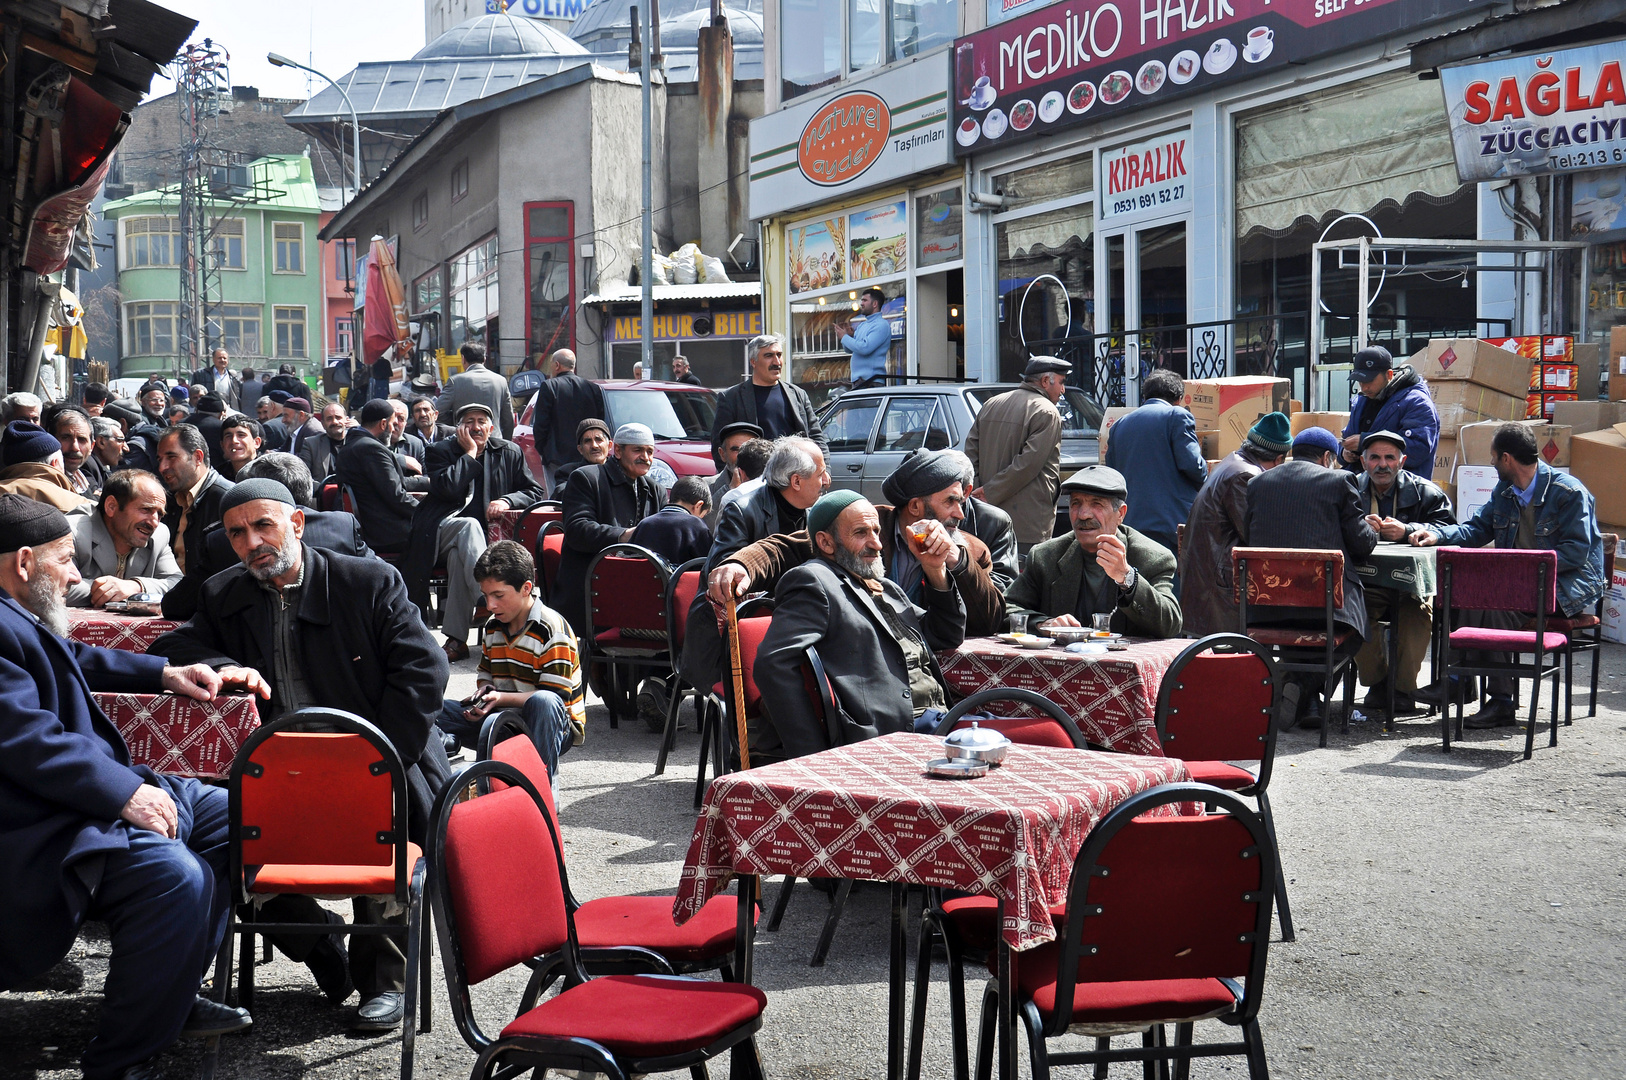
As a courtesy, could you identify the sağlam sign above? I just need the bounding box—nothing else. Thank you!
[750,53,952,220]
[1098,129,1192,224]
[951,0,1479,154]
[1440,41,1626,182]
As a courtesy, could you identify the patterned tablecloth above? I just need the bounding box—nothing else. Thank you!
[1355,542,1437,599]
[674,732,1189,951]
[66,609,182,652]
[96,692,260,779]
[936,636,1189,757]
[487,506,563,545]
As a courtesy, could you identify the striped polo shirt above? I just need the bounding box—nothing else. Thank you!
[478,595,587,743]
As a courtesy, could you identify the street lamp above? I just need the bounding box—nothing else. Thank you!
[267,51,362,201]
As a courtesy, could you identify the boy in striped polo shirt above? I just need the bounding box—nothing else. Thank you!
[436,540,585,777]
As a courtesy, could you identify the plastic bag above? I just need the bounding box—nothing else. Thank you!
[669,242,702,285]
[700,253,731,283]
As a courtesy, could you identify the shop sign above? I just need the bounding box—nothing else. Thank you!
[750,53,952,220]
[1098,129,1191,225]
[787,200,908,295]
[604,310,763,342]
[1440,41,1626,182]
[951,0,1478,154]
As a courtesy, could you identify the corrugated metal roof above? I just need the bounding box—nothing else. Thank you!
[284,54,591,124]
[582,282,762,303]
[104,154,323,213]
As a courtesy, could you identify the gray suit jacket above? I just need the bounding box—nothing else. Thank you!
[439,364,516,438]
[1005,526,1182,639]
[67,510,182,606]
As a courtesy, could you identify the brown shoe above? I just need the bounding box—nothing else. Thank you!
[442,638,470,663]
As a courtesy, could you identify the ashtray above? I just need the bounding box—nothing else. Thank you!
[925,757,989,779]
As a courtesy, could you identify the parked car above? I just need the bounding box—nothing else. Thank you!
[513,379,717,489]
[816,382,1102,533]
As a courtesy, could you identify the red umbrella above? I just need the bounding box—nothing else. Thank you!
[362,235,410,365]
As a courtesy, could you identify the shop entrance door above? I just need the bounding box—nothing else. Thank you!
[1099,221,1188,406]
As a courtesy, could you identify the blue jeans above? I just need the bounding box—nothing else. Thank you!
[438,690,573,778]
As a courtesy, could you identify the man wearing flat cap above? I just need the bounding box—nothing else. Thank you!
[557,422,667,640]
[753,491,965,763]
[0,419,94,513]
[706,420,763,530]
[0,494,256,1078]
[1340,345,1439,478]
[151,478,451,1034]
[405,400,545,661]
[1350,430,1455,711]
[1005,464,1182,639]
[965,356,1070,558]
[1180,412,1291,637]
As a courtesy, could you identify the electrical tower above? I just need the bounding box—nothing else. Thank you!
[174,39,231,378]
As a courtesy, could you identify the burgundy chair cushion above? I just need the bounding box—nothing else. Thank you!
[1437,547,1557,614]
[594,629,670,652]
[574,894,745,962]
[1013,961,1240,1027]
[670,571,702,650]
[1448,627,1569,652]
[500,975,766,1057]
[1246,627,1353,648]
[250,845,421,896]
[591,556,669,634]
[1232,548,1344,608]
[1178,761,1257,790]
[951,715,1078,750]
[1523,614,1600,634]
[943,895,1063,953]
[714,617,773,715]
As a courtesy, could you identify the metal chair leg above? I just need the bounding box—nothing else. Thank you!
[809,879,853,967]
[907,915,935,1080]
[1173,1023,1194,1080]
[693,700,713,810]
[764,875,795,932]
[973,981,999,1080]
[1256,789,1294,942]
[655,676,688,776]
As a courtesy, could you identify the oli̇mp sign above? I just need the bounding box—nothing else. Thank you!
[950,0,1478,155]
[749,53,952,220]
[1440,40,1626,182]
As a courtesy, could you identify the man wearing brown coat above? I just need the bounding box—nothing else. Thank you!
[965,356,1068,559]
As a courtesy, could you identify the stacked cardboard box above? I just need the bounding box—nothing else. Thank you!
[1412,340,1532,435]
[1289,411,1348,438]
[1457,419,1572,468]
[1603,535,1626,645]
[1182,377,1291,457]
[1571,422,1626,532]
[1549,399,1626,434]
[1608,327,1626,401]
[1096,407,1134,460]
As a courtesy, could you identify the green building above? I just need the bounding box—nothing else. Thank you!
[103,154,326,383]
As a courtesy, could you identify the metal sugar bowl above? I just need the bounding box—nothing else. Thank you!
[942,721,1012,766]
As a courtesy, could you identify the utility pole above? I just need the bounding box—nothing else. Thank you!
[632,0,661,380]
[174,39,230,380]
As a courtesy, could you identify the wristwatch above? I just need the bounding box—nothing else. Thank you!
[1116,566,1139,598]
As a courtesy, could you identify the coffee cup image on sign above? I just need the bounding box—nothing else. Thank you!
[982,107,1008,139]
[1244,26,1273,62]
[957,116,981,147]
[1203,38,1236,74]
[970,77,995,110]
[1039,90,1065,123]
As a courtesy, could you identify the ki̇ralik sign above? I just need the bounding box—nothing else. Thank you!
[750,53,953,220]
[1099,129,1192,225]
[950,0,1479,155]
[1440,40,1626,182]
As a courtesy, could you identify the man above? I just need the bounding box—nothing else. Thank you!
[1411,423,1606,728]
[710,334,827,462]
[161,453,371,620]
[1006,465,1181,639]
[965,356,1068,558]
[280,397,320,458]
[630,475,713,565]
[1102,368,1207,561]
[557,422,666,635]
[434,541,585,778]
[151,479,452,1034]
[155,424,235,575]
[51,405,105,498]
[366,342,404,405]
[255,395,277,425]
[439,343,516,439]
[1180,413,1291,638]
[555,417,612,493]
[1348,430,1456,713]
[0,420,93,512]
[136,382,168,427]
[264,363,306,399]
[944,448,1018,592]
[238,367,264,411]
[754,490,965,762]
[260,391,292,453]
[1245,426,1378,729]
[83,383,111,417]
[92,417,128,473]
[705,421,762,530]
[529,348,606,493]
[300,401,355,480]
[388,399,427,471]
[219,415,264,481]
[188,393,228,473]
[192,348,241,410]
[715,437,773,523]
[336,399,429,555]
[163,403,191,428]
[408,395,454,447]
[836,287,892,386]
[68,470,181,608]
[3,391,42,423]
[0,494,253,1080]
[405,402,545,661]
[1340,346,1440,478]
[671,354,702,386]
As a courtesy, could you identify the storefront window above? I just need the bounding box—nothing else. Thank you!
[791,283,906,403]
[526,201,574,366]
[916,187,963,267]
[995,202,1093,383]
[782,0,956,101]
[993,154,1093,213]
[449,235,499,354]
[781,0,843,99]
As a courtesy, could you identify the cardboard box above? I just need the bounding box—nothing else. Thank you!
[1549,399,1626,434]
[1289,399,1303,414]
[1523,421,1572,467]
[1611,325,1626,401]
[1602,534,1626,643]
[1530,363,1580,391]
[1429,381,1530,436]
[1097,406,1134,459]
[1459,420,1573,467]
[1433,435,1457,484]
[1196,430,1221,460]
[1571,423,1626,528]
[1290,411,1349,438]
[1183,378,1291,454]
[1413,339,1533,397]
[1456,465,1500,522]
[1575,342,1601,401]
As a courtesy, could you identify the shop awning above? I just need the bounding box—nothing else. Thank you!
[581,282,763,304]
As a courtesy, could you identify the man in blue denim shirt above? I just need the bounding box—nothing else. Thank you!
[1411,423,1606,727]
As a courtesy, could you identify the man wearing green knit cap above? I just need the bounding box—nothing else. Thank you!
[751,490,965,764]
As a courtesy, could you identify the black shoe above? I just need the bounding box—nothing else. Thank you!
[307,928,354,1005]
[109,1060,165,1080]
[1273,682,1303,732]
[439,729,461,756]
[1415,677,1476,707]
[1298,701,1324,730]
[351,991,405,1031]
[1360,684,1417,715]
[1463,699,1518,729]
[180,995,253,1038]
[637,678,670,733]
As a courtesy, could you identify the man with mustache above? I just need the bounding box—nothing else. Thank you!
[1350,430,1455,714]
[710,334,826,465]
[1004,465,1181,639]
[753,490,965,763]
[50,405,104,498]
[68,471,181,608]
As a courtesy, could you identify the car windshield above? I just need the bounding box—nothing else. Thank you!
[605,388,717,440]
[966,386,1103,437]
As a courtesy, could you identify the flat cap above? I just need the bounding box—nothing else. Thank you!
[1293,426,1342,455]
[881,448,964,507]
[1360,429,1407,453]
[267,390,292,405]
[283,397,312,414]
[576,418,611,441]
[715,421,764,443]
[1022,355,1071,378]
[455,401,494,420]
[0,493,70,553]
[613,422,655,447]
[218,478,296,518]
[1060,464,1127,498]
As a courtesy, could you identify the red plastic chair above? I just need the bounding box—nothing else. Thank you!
[698,610,774,810]
[655,558,706,776]
[971,783,1276,1080]
[1233,547,1356,748]
[428,761,768,1080]
[515,502,563,552]
[1436,546,1565,758]
[1520,531,1616,724]
[536,522,565,605]
[216,709,431,1080]
[319,480,341,512]
[584,544,673,727]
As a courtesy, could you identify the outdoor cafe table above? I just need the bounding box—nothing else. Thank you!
[936,636,1190,756]
[673,731,1191,1080]
[1353,542,1437,729]
[95,692,261,780]
[65,608,182,652]
[487,504,563,545]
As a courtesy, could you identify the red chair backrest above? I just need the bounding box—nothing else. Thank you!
[726,615,774,717]
[319,481,340,512]
[1232,548,1344,609]
[1160,650,1273,763]
[949,716,1077,750]
[589,554,669,633]
[444,784,570,984]
[517,506,564,551]
[1437,546,1557,615]
[239,733,394,867]
[669,571,702,650]
[538,526,564,598]
[489,733,560,824]
[339,486,359,516]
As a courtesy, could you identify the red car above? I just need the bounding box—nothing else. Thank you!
[514,379,718,489]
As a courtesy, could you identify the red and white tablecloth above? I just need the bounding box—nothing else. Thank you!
[97,692,260,779]
[674,732,1189,952]
[66,609,182,652]
[487,508,526,545]
[936,637,1189,757]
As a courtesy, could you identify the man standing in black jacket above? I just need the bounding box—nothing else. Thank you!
[556,422,665,637]
[710,334,827,465]
[156,424,234,576]
[335,399,429,554]
[530,348,606,494]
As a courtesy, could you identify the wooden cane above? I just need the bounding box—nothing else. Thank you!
[725,592,752,772]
